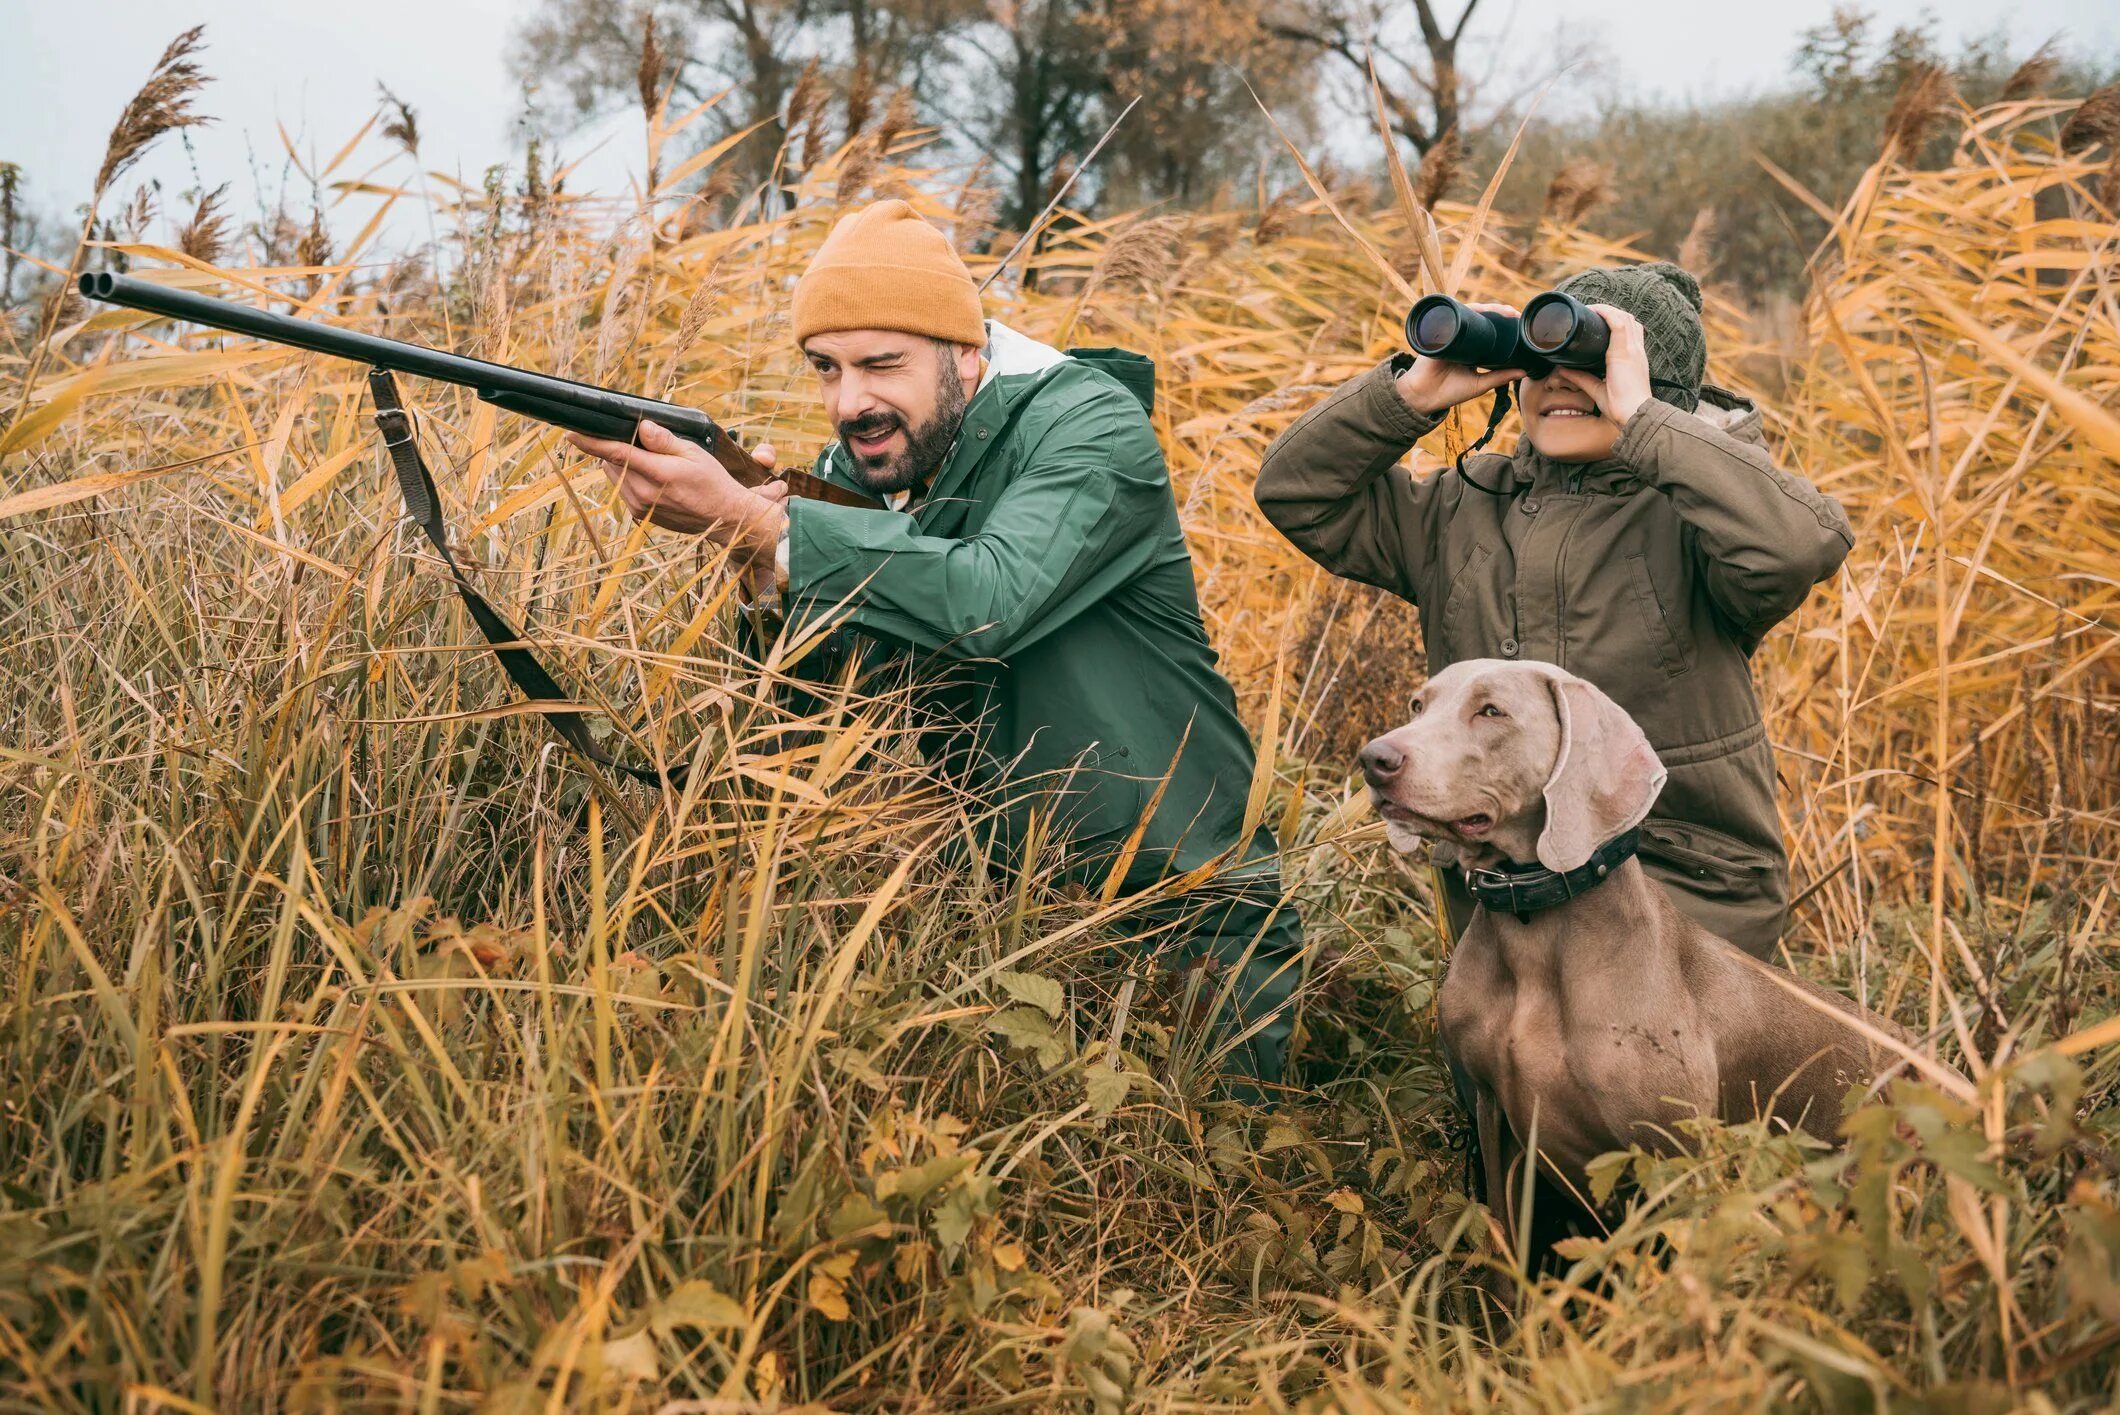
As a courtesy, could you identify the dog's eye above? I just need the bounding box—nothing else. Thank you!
[1476,703,1505,719]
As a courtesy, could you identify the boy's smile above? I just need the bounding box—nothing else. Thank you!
[1520,367,1624,462]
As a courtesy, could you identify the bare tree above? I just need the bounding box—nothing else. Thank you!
[1090,0,1316,210]
[1266,0,1483,155]
[948,0,1106,230]
[513,0,966,192]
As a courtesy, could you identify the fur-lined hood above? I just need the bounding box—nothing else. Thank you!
[1692,382,1764,445]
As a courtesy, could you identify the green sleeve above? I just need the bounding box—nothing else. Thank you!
[783,405,1167,660]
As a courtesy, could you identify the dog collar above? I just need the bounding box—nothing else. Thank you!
[1460,828,1641,921]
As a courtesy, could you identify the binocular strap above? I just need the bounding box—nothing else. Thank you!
[1454,386,1517,496]
[366,368,682,788]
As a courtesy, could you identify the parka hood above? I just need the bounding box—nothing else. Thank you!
[981,319,1069,382]
[1692,383,1764,447]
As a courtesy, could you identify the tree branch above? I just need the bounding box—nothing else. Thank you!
[1448,0,1483,45]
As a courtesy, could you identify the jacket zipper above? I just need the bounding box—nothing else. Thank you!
[1552,476,1583,670]
[1547,468,1597,667]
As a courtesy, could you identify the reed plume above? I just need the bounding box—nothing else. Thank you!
[1678,206,1718,276]
[93,25,212,199]
[1412,129,1459,211]
[378,83,421,156]
[1882,61,1958,163]
[2000,41,2061,101]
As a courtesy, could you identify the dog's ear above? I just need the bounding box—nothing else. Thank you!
[1536,674,1667,872]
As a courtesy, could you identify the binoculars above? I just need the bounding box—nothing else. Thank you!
[1403,292,1610,379]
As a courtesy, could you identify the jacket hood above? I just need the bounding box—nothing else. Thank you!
[981,319,1069,382]
[1692,382,1764,447]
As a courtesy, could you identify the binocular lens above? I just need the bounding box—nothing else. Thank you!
[1520,292,1609,370]
[1412,302,1461,350]
[1526,299,1576,351]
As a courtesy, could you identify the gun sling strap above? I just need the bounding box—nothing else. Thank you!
[366,368,681,787]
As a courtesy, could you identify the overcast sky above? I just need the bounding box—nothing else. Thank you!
[4,0,2113,259]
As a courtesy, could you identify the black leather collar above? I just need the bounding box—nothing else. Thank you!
[1460,828,1640,921]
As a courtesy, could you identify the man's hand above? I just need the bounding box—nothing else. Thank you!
[1395,301,1527,416]
[567,419,790,565]
[1584,304,1653,425]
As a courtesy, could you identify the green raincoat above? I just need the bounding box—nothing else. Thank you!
[780,323,1303,1081]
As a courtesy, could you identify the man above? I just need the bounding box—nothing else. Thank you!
[570,200,1304,1088]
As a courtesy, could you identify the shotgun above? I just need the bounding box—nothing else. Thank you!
[78,269,884,788]
[77,270,877,509]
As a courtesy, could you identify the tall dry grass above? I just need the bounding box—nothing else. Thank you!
[1,67,2117,1410]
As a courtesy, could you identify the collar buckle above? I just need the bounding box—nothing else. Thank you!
[1458,827,1641,920]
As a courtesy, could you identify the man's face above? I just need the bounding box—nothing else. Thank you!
[1518,366,1623,463]
[803,330,982,495]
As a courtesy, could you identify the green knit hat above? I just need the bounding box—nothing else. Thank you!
[1554,261,1706,412]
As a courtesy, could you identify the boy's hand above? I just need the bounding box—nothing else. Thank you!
[567,419,790,564]
[1395,301,1527,416]
[1585,304,1653,425]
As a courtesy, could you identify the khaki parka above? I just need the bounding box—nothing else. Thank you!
[780,323,1302,1079]
[1255,357,1854,955]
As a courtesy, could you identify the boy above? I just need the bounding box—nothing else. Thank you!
[1255,263,1852,957]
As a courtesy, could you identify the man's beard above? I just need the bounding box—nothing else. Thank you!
[838,355,969,496]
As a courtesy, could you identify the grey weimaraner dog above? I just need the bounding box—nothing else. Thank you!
[1359,658,1922,1248]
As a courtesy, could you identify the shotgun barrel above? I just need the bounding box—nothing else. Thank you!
[77,271,876,509]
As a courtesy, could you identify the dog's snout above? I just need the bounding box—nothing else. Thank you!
[1359,739,1405,784]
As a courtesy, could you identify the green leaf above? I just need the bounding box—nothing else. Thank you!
[650,1280,748,1335]
[596,1330,659,1383]
[997,970,1065,1019]
[1822,1230,1870,1313]
[1923,1126,2008,1192]
[1061,1305,1137,1415]
[829,1192,889,1240]
[808,1273,851,1321]
[450,1249,511,1301]
[1261,1119,1302,1153]
[876,1152,975,1206]
[1085,1065,1132,1116]
[831,1045,888,1088]
[772,1166,823,1254]
[988,1005,1069,1070]
[934,1183,980,1255]
[1586,1150,1632,1208]
[1891,1244,1932,1307]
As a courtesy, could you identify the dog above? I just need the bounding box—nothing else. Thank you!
[1359,658,1925,1261]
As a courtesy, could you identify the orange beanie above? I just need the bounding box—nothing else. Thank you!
[792,200,986,346]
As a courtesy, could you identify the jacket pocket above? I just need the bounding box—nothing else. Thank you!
[1625,550,1694,678]
[1638,818,1776,900]
[1435,541,1494,656]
